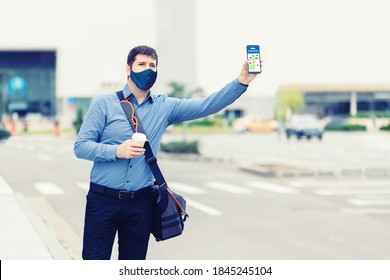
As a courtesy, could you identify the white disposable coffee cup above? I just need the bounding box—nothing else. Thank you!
[132,132,147,147]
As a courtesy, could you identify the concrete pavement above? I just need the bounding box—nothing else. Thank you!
[0,174,73,260]
[1,130,389,260]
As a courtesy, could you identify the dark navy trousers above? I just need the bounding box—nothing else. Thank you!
[82,184,155,260]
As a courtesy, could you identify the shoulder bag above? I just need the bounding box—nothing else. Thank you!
[116,91,189,241]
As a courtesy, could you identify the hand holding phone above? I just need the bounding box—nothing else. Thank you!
[246,45,262,74]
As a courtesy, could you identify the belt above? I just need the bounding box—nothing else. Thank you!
[90,182,155,200]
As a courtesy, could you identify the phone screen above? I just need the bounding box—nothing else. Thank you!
[246,45,261,73]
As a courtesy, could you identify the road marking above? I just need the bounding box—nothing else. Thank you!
[42,145,55,152]
[0,175,13,195]
[349,199,390,206]
[56,145,74,155]
[317,189,390,196]
[245,181,297,194]
[185,198,222,216]
[288,181,306,188]
[15,143,24,149]
[38,154,54,161]
[341,208,390,214]
[288,180,390,188]
[34,182,64,195]
[26,145,36,152]
[169,182,206,194]
[205,182,252,194]
[77,182,89,192]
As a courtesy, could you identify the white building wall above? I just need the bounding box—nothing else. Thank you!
[154,0,197,94]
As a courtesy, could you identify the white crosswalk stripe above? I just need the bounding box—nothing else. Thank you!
[34,182,64,195]
[0,175,13,195]
[205,182,252,194]
[317,189,390,196]
[75,181,222,215]
[26,145,36,152]
[8,177,390,216]
[77,182,89,192]
[349,199,390,206]
[185,198,222,216]
[285,179,390,210]
[288,180,390,188]
[37,154,54,161]
[169,182,206,194]
[42,145,55,152]
[245,181,297,194]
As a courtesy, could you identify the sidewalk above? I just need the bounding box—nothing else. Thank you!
[0,175,72,260]
[162,131,390,178]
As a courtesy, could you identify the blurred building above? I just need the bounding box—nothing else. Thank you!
[0,51,56,117]
[278,84,390,117]
[225,96,276,119]
[0,0,157,127]
[0,0,271,127]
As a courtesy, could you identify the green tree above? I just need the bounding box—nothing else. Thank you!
[167,81,204,141]
[73,107,84,133]
[167,81,186,98]
[167,81,204,99]
[275,90,305,122]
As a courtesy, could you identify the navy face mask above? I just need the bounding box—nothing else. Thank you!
[130,68,158,90]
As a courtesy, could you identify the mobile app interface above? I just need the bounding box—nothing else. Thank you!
[247,45,261,73]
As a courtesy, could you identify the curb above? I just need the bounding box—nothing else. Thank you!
[159,152,390,179]
[159,152,229,163]
[239,164,320,178]
[240,164,390,178]
[14,193,73,260]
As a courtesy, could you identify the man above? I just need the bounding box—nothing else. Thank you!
[74,45,260,260]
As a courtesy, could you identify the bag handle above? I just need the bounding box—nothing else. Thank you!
[116,91,188,219]
[116,91,165,187]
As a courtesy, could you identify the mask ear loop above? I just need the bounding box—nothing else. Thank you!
[120,98,139,133]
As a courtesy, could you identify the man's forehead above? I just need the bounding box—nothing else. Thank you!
[135,54,156,63]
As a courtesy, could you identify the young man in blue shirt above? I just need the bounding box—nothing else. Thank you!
[74,45,260,260]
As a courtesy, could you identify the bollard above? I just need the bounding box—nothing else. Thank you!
[54,120,61,137]
[8,117,16,135]
[22,120,28,132]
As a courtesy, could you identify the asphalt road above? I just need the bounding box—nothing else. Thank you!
[1,133,390,260]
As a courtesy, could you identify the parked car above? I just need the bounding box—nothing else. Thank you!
[285,114,324,140]
[233,116,279,132]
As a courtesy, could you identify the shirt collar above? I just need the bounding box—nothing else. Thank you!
[122,83,155,104]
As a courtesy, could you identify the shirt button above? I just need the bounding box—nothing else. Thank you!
[126,180,130,183]
[130,165,133,168]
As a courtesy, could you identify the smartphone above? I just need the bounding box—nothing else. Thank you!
[246,45,261,74]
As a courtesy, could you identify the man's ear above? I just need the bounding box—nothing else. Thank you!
[126,64,131,77]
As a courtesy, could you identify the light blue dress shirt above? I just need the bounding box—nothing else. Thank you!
[74,79,248,191]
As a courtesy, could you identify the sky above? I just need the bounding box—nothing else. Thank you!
[195,0,390,96]
[1,0,390,98]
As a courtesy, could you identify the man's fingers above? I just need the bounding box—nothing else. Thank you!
[242,61,249,72]
[117,140,146,159]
